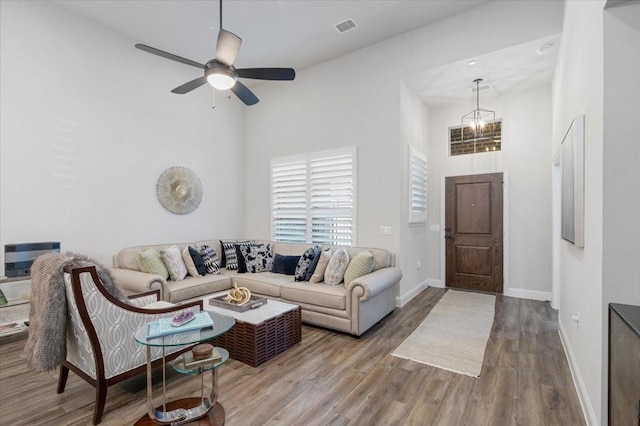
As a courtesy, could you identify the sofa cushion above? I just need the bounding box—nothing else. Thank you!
[187,246,207,276]
[198,244,221,275]
[167,274,232,303]
[272,254,300,275]
[325,248,349,286]
[344,250,376,286]
[309,248,332,283]
[281,281,346,310]
[231,272,294,297]
[160,245,188,281]
[137,248,169,279]
[345,247,391,271]
[238,243,273,273]
[294,246,320,281]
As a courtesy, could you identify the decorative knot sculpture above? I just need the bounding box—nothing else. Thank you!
[226,282,251,306]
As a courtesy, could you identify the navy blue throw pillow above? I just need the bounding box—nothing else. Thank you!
[188,246,207,276]
[304,249,323,281]
[271,254,301,275]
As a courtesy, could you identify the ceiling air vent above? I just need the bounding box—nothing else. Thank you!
[334,18,358,34]
[471,83,491,93]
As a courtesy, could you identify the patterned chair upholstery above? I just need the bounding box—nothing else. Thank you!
[57,265,203,424]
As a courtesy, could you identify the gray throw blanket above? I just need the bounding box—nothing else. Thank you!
[24,252,125,372]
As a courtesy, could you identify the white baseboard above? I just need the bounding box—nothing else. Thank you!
[427,278,444,288]
[558,321,598,426]
[505,287,551,301]
[396,280,428,307]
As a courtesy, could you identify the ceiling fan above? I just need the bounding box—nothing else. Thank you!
[135,0,295,106]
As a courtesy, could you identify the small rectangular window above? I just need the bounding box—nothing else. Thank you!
[449,120,502,156]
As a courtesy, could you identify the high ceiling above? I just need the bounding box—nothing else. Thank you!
[56,0,491,71]
[55,0,559,106]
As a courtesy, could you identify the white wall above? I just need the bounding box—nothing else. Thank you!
[552,1,605,424]
[398,81,430,305]
[244,0,564,302]
[0,1,247,271]
[602,0,640,420]
[427,86,553,300]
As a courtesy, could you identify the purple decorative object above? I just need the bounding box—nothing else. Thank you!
[170,311,196,327]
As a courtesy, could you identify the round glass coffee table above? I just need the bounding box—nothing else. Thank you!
[134,311,235,425]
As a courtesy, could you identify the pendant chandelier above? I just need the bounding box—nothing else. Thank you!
[461,78,495,140]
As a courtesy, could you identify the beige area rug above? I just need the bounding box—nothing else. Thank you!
[391,290,496,377]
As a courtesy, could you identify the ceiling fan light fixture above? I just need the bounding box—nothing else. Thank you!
[206,62,237,90]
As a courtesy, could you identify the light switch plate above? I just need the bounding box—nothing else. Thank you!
[379,226,392,235]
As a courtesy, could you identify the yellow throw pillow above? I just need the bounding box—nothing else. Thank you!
[137,248,169,279]
[344,250,376,286]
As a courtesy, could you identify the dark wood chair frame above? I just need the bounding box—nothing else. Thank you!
[57,265,203,424]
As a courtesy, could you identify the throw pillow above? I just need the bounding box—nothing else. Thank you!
[294,246,320,281]
[198,244,221,275]
[182,246,202,277]
[223,240,255,270]
[137,248,169,280]
[235,245,249,273]
[188,246,207,276]
[344,250,376,286]
[160,245,188,281]
[219,240,235,267]
[324,248,350,286]
[309,248,332,283]
[271,254,300,275]
[304,249,323,281]
[239,243,274,273]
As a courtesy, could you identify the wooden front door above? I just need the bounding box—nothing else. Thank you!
[445,173,503,293]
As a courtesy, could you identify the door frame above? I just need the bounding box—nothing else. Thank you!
[439,169,510,294]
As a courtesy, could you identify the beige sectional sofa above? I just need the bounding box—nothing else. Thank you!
[111,240,402,336]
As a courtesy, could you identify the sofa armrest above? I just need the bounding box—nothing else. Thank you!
[346,267,402,301]
[110,268,168,300]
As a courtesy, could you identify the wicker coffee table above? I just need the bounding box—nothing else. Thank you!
[199,292,301,367]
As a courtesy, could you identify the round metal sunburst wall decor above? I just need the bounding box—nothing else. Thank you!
[156,166,202,215]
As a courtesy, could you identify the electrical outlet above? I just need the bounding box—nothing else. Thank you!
[416,261,421,269]
[379,226,392,235]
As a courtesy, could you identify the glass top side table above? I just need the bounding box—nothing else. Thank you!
[134,311,234,425]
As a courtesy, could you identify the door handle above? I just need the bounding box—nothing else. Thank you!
[444,235,453,240]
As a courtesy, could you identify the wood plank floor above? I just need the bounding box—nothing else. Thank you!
[0,287,585,425]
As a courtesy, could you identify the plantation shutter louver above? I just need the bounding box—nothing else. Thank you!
[271,147,356,246]
[409,147,427,223]
[310,153,354,246]
[271,160,308,243]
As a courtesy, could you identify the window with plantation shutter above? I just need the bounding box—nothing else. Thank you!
[409,146,427,224]
[271,160,308,243]
[271,147,357,246]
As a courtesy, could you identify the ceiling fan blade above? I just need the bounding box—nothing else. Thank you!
[135,44,204,69]
[171,76,208,94]
[216,29,242,66]
[235,68,295,81]
[231,81,259,106]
